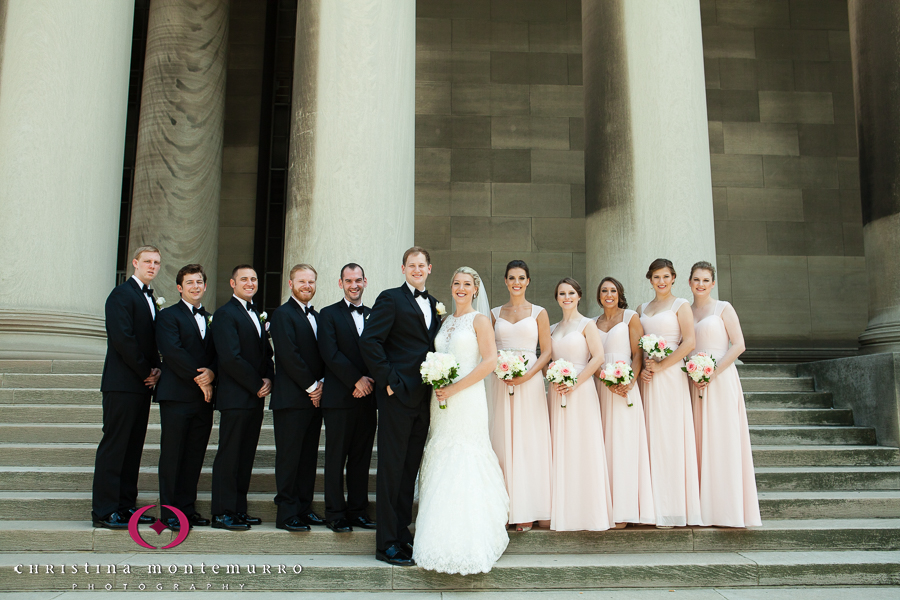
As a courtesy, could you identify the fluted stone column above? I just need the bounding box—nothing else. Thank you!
[850,1,900,354]
[283,0,416,305]
[128,0,228,306]
[583,0,717,305]
[0,1,134,359]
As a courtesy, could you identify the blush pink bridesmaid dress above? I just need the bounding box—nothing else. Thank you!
[639,298,703,527]
[548,317,613,531]
[596,310,655,525]
[490,305,552,526]
[691,300,762,527]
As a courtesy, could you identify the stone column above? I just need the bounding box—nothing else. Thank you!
[0,0,135,359]
[128,0,228,306]
[582,0,716,305]
[283,0,416,306]
[850,1,900,354]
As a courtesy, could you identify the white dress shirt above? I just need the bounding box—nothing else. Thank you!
[234,295,262,336]
[183,299,206,339]
[407,282,432,329]
[346,299,365,335]
[292,296,322,393]
[132,275,155,319]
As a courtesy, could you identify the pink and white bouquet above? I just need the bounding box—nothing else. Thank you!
[682,352,717,398]
[495,351,529,396]
[598,361,636,407]
[639,334,672,361]
[420,352,459,409]
[546,360,577,408]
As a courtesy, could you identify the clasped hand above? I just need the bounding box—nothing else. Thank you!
[353,376,374,398]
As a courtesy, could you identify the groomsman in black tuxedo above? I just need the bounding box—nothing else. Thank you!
[209,265,274,530]
[92,245,162,529]
[360,247,440,566]
[318,263,377,533]
[155,264,216,531]
[269,264,327,532]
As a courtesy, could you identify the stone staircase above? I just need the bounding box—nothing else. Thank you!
[0,359,898,592]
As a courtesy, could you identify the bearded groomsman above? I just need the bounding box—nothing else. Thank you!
[318,264,377,533]
[269,264,327,532]
[92,245,162,529]
[209,265,273,530]
[155,264,216,530]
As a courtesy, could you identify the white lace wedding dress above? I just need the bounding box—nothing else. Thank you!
[413,311,510,575]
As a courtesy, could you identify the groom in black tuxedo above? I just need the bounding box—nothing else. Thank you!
[360,247,440,566]
[92,245,162,529]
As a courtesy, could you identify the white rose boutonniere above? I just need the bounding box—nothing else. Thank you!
[259,311,269,332]
[155,297,166,309]
[206,314,213,326]
[435,302,447,317]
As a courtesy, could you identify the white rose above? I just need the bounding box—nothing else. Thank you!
[436,302,446,316]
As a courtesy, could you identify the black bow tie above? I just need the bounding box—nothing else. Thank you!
[413,288,429,300]
[246,302,258,314]
[192,306,203,316]
[349,304,364,314]
[142,285,155,298]
[304,305,314,316]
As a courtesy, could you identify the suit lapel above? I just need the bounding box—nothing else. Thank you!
[339,301,358,336]
[129,278,155,321]
[401,285,429,335]
[179,301,204,341]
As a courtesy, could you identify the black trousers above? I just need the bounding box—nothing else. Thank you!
[210,405,263,515]
[272,406,323,524]
[158,400,213,520]
[92,391,152,518]
[375,397,429,552]
[322,399,377,521]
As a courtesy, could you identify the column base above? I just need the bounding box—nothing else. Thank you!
[0,310,106,360]
[859,322,900,355]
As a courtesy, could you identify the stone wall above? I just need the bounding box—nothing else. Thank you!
[414,0,585,321]
[702,0,866,354]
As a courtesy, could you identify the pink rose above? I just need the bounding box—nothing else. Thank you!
[599,370,606,380]
[657,339,667,349]
[697,352,708,357]
[703,366,714,376]
[686,361,698,372]
[613,368,623,378]
[561,367,572,376]
[499,362,510,372]
[548,362,556,370]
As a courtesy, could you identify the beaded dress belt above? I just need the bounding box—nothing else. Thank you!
[499,348,534,355]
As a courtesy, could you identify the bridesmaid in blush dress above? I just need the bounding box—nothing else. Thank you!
[688,261,761,528]
[490,260,553,532]
[637,258,703,528]
[594,277,655,527]
[548,278,613,532]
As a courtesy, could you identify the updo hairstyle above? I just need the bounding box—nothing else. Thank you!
[451,266,482,298]
[504,259,530,279]
[689,261,716,282]
[554,277,583,299]
[646,258,676,280]
[597,276,628,309]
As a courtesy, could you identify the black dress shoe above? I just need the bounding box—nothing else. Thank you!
[403,542,414,558]
[91,511,130,530]
[236,512,261,525]
[126,507,157,525]
[298,511,326,526]
[211,514,251,531]
[187,513,211,527]
[376,544,415,566]
[326,517,353,532]
[162,517,185,531]
[349,515,377,530]
[276,516,311,532]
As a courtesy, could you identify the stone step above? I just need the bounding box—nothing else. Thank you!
[744,391,833,409]
[749,426,876,446]
[740,377,815,392]
[0,373,102,389]
[1,550,899,591]
[754,467,900,491]
[0,360,104,374]
[746,408,853,426]
[2,490,899,521]
[3,519,900,555]
[736,364,799,377]
[751,445,900,467]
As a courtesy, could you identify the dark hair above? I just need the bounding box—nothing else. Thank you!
[555,277,583,299]
[690,261,716,282]
[597,277,627,309]
[231,264,256,279]
[176,264,207,287]
[646,258,676,280]
[340,263,366,279]
[402,246,431,266]
[504,260,530,279]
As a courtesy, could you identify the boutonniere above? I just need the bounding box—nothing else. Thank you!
[259,311,268,325]
[206,314,213,326]
[435,302,447,317]
[155,297,166,309]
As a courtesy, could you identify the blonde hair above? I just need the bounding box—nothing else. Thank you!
[451,266,482,298]
[289,263,317,280]
[132,245,160,261]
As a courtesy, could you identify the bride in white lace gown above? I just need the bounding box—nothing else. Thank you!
[414,267,510,575]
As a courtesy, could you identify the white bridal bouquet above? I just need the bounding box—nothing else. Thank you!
[420,352,459,409]
[598,361,636,407]
[495,351,529,396]
[639,334,672,360]
[682,352,717,398]
[546,360,577,408]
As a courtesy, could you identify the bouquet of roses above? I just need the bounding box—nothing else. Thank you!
[682,352,716,398]
[639,334,672,361]
[546,360,577,408]
[495,351,529,396]
[598,361,636,406]
[420,352,459,409]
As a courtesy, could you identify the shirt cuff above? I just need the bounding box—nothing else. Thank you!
[306,381,319,393]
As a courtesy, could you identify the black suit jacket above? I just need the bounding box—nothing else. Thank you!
[360,285,440,408]
[100,278,160,394]
[211,297,274,410]
[269,298,325,411]
[155,301,217,404]
[318,300,372,410]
